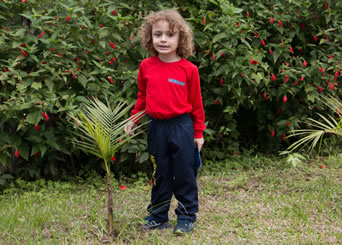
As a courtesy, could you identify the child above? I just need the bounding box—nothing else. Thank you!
[124,9,206,234]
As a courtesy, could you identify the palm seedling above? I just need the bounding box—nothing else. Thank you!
[287,95,342,153]
[68,97,145,237]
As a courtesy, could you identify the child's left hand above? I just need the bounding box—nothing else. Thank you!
[194,138,204,151]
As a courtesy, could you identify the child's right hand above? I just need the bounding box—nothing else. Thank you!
[124,121,137,135]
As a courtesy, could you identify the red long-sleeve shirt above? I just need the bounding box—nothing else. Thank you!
[131,56,206,138]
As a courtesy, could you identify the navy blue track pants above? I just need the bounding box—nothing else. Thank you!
[147,114,198,223]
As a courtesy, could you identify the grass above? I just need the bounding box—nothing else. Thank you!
[0,154,342,244]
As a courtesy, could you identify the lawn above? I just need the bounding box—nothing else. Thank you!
[0,154,341,244]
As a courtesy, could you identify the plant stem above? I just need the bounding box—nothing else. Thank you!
[105,159,114,237]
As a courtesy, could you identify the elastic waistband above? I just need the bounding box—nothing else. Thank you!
[147,114,191,124]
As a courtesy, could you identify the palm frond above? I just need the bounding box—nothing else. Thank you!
[287,94,342,153]
[68,98,147,164]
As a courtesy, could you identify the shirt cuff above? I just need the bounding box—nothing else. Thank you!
[194,130,203,138]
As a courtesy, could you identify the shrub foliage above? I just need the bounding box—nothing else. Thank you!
[0,0,341,180]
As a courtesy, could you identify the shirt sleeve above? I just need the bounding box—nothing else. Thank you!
[131,63,147,123]
[188,66,206,138]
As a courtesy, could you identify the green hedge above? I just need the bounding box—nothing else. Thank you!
[0,0,341,180]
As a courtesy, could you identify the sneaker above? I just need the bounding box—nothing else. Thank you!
[141,219,171,231]
[173,220,195,235]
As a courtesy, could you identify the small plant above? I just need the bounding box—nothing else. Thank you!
[68,97,145,237]
[287,95,342,153]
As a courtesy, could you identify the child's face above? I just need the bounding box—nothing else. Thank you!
[151,20,179,58]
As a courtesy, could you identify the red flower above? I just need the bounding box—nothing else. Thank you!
[99,24,104,28]
[294,81,298,86]
[263,91,267,99]
[34,124,40,131]
[203,17,206,25]
[271,130,275,137]
[240,73,245,78]
[303,60,307,67]
[318,86,323,93]
[21,50,27,56]
[42,112,49,121]
[58,51,62,57]
[106,51,110,55]
[270,17,274,24]
[269,48,273,55]
[329,83,334,90]
[108,61,113,65]
[313,35,318,42]
[33,152,39,157]
[278,20,283,27]
[283,95,288,103]
[301,76,304,81]
[220,79,224,87]
[213,99,218,105]
[329,55,333,59]
[112,10,116,16]
[246,11,250,18]
[66,15,70,21]
[282,133,286,141]
[289,46,294,53]
[255,32,259,38]
[22,0,26,3]
[66,70,70,73]
[120,185,127,190]
[73,57,79,61]
[320,165,327,169]
[3,67,8,72]
[250,58,258,65]
[38,32,44,38]
[335,71,339,81]
[112,57,116,62]
[212,54,216,61]
[109,77,114,84]
[111,156,116,161]
[286,122,290,127]
[261,40,265,46]
[15,149,20,158]
[130,35,133,41]
[319,67,324,73]
[110,41,116,49]
[271,74,276,81]
[285,75,289,83]
[300,23,306,29]
[72,73,76,79]
[20,43,26,47]
[324,1,328,9]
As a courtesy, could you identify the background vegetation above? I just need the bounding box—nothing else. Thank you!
[1,0,342,183]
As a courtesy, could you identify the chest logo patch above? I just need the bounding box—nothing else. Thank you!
[168,78,185,86]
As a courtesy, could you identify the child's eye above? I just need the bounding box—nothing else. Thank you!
[168,33,174,37]
[154,33,161,37]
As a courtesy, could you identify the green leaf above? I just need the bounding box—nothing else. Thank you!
[212,33,227,43]
[251,73,263,84]
[78,74,88,88]
[18,144,29,161]
[44,78,54,92]
[26,111,41,124]
[232,7,243,14]
[31,82,42,90]
[99,28,109,39]
[40,144,48,157]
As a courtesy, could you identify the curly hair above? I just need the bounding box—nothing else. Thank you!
[138,9,194,59]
